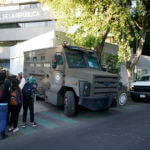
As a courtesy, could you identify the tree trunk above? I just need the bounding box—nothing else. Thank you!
[126,25,146,87]
[126,67,134,88]
[95,27,110,61]
[130,26,146,69]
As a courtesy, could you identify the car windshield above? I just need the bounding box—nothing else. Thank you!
[87,55,100,69]
[140,76,150,81]
[66,52,87,68]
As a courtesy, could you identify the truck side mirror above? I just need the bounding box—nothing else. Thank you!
[52,55,57,69]
[101,65,106,71]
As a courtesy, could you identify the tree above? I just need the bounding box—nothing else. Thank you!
[39,0,150,86]
[113,0,150,85]
[39,0,122,60]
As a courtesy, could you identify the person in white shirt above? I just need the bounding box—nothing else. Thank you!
[19,73,26,90]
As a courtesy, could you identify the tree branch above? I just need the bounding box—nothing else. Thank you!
[135,21,142,30]
[130,26,146,69]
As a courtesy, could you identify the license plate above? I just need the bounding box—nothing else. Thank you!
[140,95,146,98]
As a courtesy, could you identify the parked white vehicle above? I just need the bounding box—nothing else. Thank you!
[130,74,150,101]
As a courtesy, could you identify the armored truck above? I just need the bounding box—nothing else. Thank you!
[24,44,119,116]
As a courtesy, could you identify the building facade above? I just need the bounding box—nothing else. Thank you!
[0,0,63,69]
[1,0,150,86]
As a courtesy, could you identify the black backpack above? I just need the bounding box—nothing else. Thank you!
[0,83,5,101]
[22,83,33,99]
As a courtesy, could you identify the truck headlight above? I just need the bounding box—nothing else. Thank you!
[79,81,91,96]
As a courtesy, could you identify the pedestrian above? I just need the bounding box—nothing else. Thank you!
[0,71,10,140]
[16,73,21,83]
[8,78,22,132]
[19,72,26,90]
[22,76,37,127]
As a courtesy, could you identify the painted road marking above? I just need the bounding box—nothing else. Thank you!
[35,116,59,129]
[18,121,36,135]
[40,111,77,124]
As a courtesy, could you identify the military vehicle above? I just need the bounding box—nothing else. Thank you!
[24,44,119,116]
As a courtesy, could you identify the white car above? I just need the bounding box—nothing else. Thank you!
[130,74,150,101]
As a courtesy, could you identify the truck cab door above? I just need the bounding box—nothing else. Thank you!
[45,52,64,105]
[50,52,65,85]
[52,52,64,73]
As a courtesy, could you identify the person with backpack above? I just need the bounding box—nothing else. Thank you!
[8,79,22,132]
[22,76,37,127]
[0,71,10,140]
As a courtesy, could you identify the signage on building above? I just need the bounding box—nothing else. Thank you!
[1,0,37,4]
[0,9,54,23]
[0,10,40,20]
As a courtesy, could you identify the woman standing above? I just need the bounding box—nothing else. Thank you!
[9,79,22,132]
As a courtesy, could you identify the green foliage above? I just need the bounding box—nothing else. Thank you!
[105,54,121,74]
[39,0,121,48]
[39,0,150,83]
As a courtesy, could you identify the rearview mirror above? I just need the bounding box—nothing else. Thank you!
[101,65,106,71]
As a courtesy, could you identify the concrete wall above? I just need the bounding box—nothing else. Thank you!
[103,42,118,55]
[0,23,64,41]
[0,47,10,70]
[0,46,10,59]
[0,27,51,41]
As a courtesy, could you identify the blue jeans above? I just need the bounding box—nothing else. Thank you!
[0,105,8,133]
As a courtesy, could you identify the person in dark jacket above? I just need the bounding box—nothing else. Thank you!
[22,76,37,127]
[0,71,10,140]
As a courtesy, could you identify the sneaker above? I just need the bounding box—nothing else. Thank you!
[31,122,37,127]
[13,128,19,133]
[8,127,14,132]
[21,122,27,128]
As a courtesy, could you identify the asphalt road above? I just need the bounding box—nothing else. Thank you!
[1,100,150,150]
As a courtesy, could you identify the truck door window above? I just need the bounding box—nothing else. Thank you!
[26,57,30,62]
[56,55,63,65]
[33,57,37,62]
[41,56,45,62]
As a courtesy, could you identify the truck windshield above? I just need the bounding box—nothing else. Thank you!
[66,52,87,68]
[66,50,100,69]
[87,55,100,69]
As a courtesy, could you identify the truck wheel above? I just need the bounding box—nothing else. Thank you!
[118,92,127,106]
[64,91,76,117]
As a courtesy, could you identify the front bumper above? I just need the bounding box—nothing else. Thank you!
[130,91,150,100]
[79,94,117,111]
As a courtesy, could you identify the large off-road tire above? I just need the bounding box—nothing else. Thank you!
[64,91,76,117]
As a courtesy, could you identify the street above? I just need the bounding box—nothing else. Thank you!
[0,100,150,150]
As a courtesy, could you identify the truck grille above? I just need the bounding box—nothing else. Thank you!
[134,86,150,92]
[93,75,118,96]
